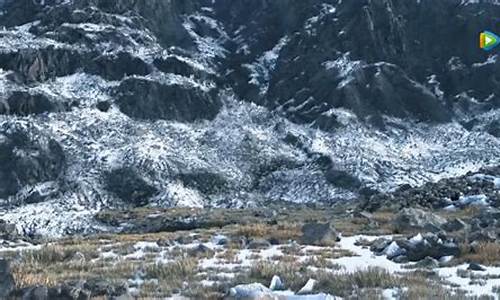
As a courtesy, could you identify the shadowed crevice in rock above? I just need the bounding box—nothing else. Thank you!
[104,167,158,207]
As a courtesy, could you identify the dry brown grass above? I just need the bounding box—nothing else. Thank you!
[439,206,481,220]
[12,272,57,289]
[12,258,141,289]
[315,267,399,296]
[459,242,500,266]
[233,261,474,299]
[244,260,308,291]
[216,249,240,263]
[145,258,199,282]
[233,222,301,242]
[302,256,342,270]
[304,247,355,260]
[280,244,302,256]
[332,211,396,236]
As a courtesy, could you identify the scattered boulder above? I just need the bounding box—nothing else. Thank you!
[0,219,19,240]
[22,285,49,300]
[382,241,406,260]
[300,222,340,246]
[83,279,129,298]
[229,282,270,299]
[395,233,459,262]
[213,235,229,246]
[408,257,440,269]
[269,275,284,291]
[112,294,134,300]
[297,279,317,295]
[188,244,215,257]
[370,238,391,253]
[96,100,111,112]
[0,260,15,298]
[48,281,91,300]
[247,238,271,250]
[393,208,446,233]
[442,218,467,232]
[467,263,486,272]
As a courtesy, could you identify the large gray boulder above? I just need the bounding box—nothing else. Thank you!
[393,208,446,233]
[22,285,49,300]
[0,219,19,240]
[0,260,15,298]
[300,222,340,246]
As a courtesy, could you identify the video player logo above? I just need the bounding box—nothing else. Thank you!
[480,31,499,51]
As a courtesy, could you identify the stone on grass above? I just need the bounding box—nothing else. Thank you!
[269,275,285,291]
[468,263,486,271]
[297,279,317,295]
[300,222,340,246]
[0,260,15,298]
[393,208,446,233]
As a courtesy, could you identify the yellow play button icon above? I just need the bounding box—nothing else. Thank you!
[480,31,499,51]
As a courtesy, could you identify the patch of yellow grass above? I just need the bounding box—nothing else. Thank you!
[459,242,500,266]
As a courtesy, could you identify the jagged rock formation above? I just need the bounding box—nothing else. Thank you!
[0,0,498,236]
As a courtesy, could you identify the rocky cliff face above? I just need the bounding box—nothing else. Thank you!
[0,0,499,237]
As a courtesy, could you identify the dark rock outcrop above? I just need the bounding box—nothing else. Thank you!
[0,48,152,83]
[104,167,158,207]
[219,0,499,129]
[85,52,151,81]
[177,172,228,195]
[116,78,221,122]
[0,91,58,116]
[324,168,361,190]
[486,120,500,138]
[154,56,200,77]
[0,129,65,200]
[0,47,83,83]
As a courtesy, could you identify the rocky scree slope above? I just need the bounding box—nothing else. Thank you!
[0,0,498,237]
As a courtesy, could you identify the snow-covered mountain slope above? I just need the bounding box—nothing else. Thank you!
[0,0,499,237]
